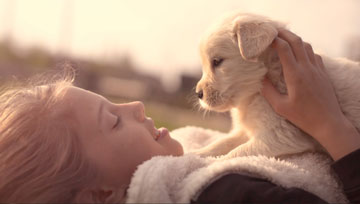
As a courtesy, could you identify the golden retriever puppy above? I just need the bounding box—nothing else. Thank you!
[194,12,360,158]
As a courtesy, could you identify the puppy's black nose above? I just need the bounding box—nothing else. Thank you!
[196,90,203,99]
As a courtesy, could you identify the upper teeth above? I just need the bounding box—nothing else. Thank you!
[155,129,160,140]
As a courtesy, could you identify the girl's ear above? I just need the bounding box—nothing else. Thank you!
[73,186,126,203]
[233,16,278,61]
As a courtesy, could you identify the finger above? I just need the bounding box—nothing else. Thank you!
[278,29,309,62]
[261,77,288,115]
[272,37,298,83]
[304,42,316,66]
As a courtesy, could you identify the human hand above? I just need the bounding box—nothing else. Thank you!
[261,29,360,160]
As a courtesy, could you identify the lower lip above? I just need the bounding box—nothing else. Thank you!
[157,127,169,140]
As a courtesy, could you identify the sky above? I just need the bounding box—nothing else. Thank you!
[1,0,360,91]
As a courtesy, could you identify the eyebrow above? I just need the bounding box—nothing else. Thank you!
[97,101,104,126]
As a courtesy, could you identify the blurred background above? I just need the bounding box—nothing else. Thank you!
[0,0,359,132]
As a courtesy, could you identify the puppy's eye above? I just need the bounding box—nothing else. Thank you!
[211,58,224,69]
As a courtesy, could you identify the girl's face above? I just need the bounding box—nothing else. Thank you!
[63,86,183,189]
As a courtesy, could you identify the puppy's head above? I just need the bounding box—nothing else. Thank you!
[196,13,285,112]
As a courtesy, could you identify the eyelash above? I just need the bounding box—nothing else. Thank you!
[113,115,121,129]
[211,58,224,69]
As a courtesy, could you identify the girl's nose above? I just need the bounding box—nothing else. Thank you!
[130,101,145,122]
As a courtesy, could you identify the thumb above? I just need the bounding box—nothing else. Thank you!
[261,77,287,112]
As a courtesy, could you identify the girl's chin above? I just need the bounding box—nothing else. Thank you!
[171,138,184,156]
[156,128,183,156]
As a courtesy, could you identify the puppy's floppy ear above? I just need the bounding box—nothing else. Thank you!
[233,17,278,61]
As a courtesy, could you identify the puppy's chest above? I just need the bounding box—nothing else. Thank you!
[233,95,294,135]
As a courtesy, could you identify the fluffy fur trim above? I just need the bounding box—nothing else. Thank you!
[125,127,347,203]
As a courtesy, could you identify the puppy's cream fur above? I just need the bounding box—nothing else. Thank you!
[195,12,360,158]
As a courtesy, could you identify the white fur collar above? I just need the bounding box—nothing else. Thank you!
[124,127,347,203]
[126,152,346,203]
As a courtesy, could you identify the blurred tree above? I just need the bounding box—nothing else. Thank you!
[24,46,54,71]
[0,40,18,62]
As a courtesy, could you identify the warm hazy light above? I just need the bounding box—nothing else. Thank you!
[1,0,359,91]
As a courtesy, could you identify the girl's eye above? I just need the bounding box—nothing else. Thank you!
[113,116,121,129]
[212,58,224,69]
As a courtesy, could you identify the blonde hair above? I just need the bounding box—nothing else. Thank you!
[0,70,99,203]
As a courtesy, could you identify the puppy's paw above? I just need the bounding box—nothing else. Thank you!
[222,140,257,158]
[190,148,219,158]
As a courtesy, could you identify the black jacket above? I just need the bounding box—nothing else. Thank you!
[191,149,360,204]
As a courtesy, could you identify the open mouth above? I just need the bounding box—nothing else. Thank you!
[154,129,160,140]
[153,127,169,141]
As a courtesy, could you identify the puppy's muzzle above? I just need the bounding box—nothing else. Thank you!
[196,90,203,99]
